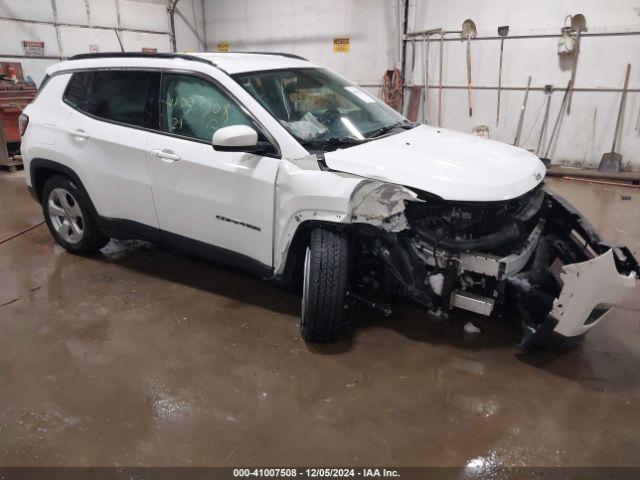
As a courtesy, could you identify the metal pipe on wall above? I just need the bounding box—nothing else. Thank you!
[49,0,64,58]
[0,15,170,37]
[427,84,640,93]
[174,5,205,49]
[0,1,196,60]
[84,0,91,27]
[114,0,123,50]
[169,0,181,53]
[396,0,402,69]
[399,0,409,107]
[358,83,640,94]
[0,54,62,60]
[421,34,427,123]
[404,30,640,41]
[201,0,207,50]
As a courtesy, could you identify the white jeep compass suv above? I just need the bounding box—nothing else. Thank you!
[20,52,639,350]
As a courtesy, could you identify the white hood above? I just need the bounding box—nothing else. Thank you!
[323,125,546,202]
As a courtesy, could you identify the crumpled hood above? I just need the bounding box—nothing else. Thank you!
[323,125,546,201]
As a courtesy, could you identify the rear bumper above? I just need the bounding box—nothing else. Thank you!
[549,249,636,338]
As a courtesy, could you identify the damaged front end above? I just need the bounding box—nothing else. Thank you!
[348,181,639,350]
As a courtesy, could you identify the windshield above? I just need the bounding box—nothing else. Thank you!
[233,68,412,151]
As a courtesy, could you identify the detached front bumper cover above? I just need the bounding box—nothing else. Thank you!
[517,190,639,349]
[551,249,636,337]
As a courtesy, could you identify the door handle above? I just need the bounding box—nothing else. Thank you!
[151,149,181,162]
[69,128,90,139]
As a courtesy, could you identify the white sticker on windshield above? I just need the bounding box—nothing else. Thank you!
[345,86,377,103]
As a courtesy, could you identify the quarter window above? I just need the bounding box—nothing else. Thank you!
[160,73,253,142]
[64,72,92,110]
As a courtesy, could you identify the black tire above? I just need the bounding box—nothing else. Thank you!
[41,174,109,254]
[300,228,349,342]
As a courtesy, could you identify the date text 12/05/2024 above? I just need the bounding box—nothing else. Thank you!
[233,468,401,478]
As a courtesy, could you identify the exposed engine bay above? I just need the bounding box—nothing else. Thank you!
[348,182,639,349]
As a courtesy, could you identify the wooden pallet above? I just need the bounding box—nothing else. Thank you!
[0,156,23,172]
[0,115,22,172]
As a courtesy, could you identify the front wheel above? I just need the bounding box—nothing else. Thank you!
[300,228,349,342]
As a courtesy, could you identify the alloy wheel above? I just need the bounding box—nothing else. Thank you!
[47,188,84,244]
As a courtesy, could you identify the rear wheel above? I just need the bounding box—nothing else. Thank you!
[41,175,109,254]
[300,228,349,342]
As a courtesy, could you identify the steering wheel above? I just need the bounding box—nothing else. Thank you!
[315,107,341,128]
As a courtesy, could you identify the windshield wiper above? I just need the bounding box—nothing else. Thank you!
[300,137,366,151]
[300,123,417,151]
[365,122,417,139]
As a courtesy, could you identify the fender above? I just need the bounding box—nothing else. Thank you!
[30,158,96,210]
[273,160,361,274]
[273,159,422,275]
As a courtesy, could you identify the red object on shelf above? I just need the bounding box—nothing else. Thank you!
[0,107,23,142]
[0,85,37,144]
[7,64,17,82]
[0,62,24,82]
[0,85,37,143]
[0,62,37,167]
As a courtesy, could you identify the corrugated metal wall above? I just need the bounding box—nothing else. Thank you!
[203,0,401,88]
[0,0,206,84]
[407,0,640,171]
[204,0,640,171]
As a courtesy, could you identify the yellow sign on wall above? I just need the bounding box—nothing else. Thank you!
[333,38,350,53]
[217,42,230,52]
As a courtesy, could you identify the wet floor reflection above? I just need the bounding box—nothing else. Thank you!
[1,172,639,466]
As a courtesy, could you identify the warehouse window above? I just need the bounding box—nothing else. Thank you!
[64,70,155,128]
[160,73,253,142]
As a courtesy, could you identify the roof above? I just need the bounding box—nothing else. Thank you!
[53,52,316,76]
[190,52,316,74]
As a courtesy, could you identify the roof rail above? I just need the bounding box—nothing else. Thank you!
[223,51,309,61]
[68,52,215,66]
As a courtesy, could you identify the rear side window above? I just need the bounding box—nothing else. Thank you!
[64,72,92,109]
[64,70,155,128]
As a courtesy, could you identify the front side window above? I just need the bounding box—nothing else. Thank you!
[233,68,411,150]
[160,73,253,142]
[64,70,154,128]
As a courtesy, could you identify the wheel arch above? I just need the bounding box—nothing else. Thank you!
[276,218,352,287]
[30,158,99,219]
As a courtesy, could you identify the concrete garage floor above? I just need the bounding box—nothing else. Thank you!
[0,171,639,468]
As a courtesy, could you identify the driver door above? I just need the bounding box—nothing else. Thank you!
[145,72,280,269]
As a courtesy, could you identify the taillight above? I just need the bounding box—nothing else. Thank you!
[18,113,29,136]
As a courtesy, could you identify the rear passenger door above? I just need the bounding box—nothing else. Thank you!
[63,70,160,230]
[145,72,280,269]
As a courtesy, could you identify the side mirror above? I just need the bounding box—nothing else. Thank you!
[212,125,259,152]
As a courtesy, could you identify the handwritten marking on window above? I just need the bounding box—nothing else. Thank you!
[164,94,232,133]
